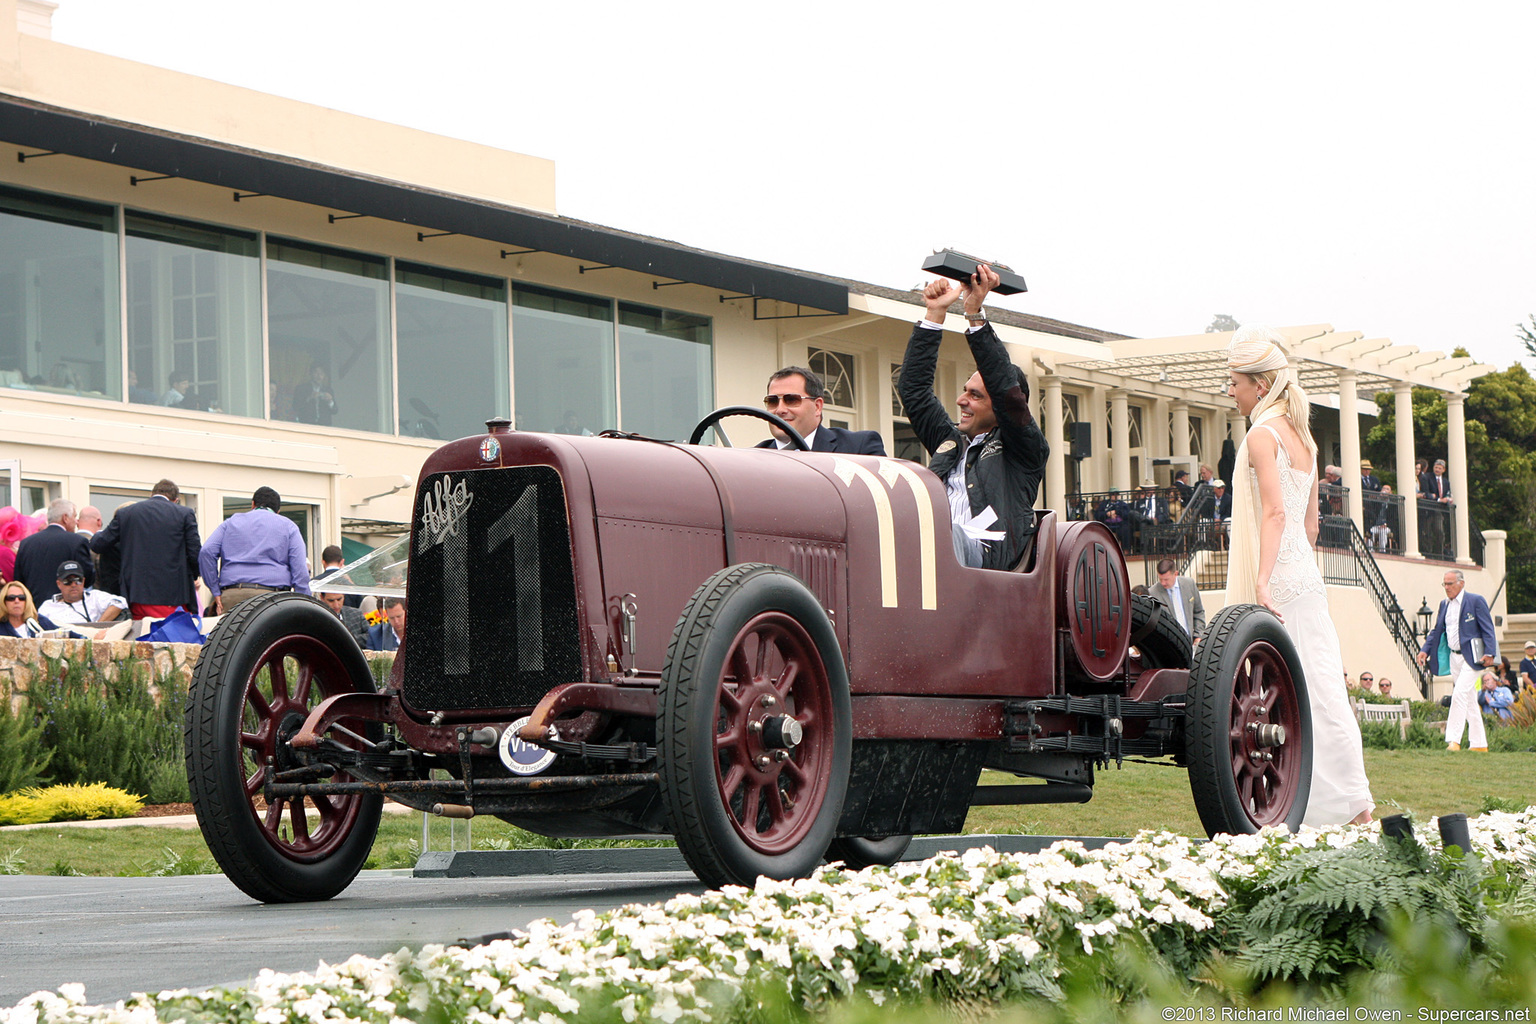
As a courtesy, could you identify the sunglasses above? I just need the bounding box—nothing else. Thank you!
[60,576,85,585]
[763,393,814,409]
[4,594,25,602]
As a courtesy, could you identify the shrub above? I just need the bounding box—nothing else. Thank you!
[0,783,142,825]
[1358,719,1442,749]
[26,656,187,802]
[0,692,51,794]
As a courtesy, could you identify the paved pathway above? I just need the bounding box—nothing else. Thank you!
[0,870,703,1007]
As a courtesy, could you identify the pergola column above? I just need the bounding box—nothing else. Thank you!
[1337,369,1363,529]
[1109,388,1131,493]
[1041,375,1066,515]
[1447,392,1473,564]
[1171,401,1191,461]
[1393,382,1421,559]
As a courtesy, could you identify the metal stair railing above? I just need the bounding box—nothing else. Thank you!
[1334,515,1434,692]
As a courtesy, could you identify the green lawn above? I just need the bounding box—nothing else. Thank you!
[2,749,1530,877]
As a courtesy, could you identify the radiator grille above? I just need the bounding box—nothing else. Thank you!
[403,467,579,711]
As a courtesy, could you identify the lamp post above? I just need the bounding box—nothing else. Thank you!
[1416,597,1434,640]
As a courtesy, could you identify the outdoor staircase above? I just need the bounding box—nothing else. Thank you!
[1501,613,1536,657]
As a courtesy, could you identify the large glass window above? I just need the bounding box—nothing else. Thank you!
[618,303,711,440]
[0,185,120,400]
[396,262,509,441]
[512,284,614,435]
[125,212,261,416]
[267,238,391,433]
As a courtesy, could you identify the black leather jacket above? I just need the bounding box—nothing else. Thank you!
[897,321,1049,571]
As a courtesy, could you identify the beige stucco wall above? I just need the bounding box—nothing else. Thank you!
[0,1,556,214]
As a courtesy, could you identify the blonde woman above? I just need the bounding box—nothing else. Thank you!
[1224,326,1373,826]
[1,580,56,638]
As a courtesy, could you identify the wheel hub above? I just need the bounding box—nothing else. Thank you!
[1247,722,1287,748]
[273,710,310,772]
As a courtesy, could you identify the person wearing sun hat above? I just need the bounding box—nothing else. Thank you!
[1519,640,1536,694]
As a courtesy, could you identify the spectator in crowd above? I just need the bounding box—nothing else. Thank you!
[897,266,1049,570]
[1360,459,1381,493]
[1094,492,1134,552]
[1209,480,1232,521]
[313,544,362,608]
[91,479,201,620]
[1,580,55,637]
[1478,670,1514,722]
[162,370,193,407]
[319,590,369,648]
[127,369,157,406]
[1378,678,1394,697]
[38,559,127,625]
[1368,484,1397,553]
[199,486,311,614]
[756,365,886,454]
[1498,654,1518,689]
[1198,464,1214,486]
[1358,672,1375,692]
[1519,640,1536,693]
[293,365,337,425]
[75,506,102,537]
[368,596,406,652]
[1172,469,1193,506]
[1131,583,1150,596]
[1417,568,1498,752]
[1149,557,1205,640]
[1419,458,1452,559]
[1165,485,1185,524]
[13,499,94,604]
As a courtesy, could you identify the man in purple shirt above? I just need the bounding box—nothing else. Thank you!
[199,486,312,613]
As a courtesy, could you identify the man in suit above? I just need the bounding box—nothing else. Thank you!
[1149,557,1205,641]
[1129,481,1168,554]
[319,590,370,648]
[755,366,885,455]
[1172,470,1194,507]
[13,499,95,603]
[90,478,202,620]
[367,596,406,652]
[1419,458,1453,559]
[1417,569,1498,751]
[1359,459,1381,493]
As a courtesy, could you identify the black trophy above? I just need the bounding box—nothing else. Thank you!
[921,249,1027,295]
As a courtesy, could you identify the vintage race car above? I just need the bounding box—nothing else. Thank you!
[184,408,1314,903]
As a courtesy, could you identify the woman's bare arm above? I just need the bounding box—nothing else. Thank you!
[1248,428,1288,620]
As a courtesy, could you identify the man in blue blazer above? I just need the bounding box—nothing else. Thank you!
[755,366,886,455]
[367,596,406,652]
[1417,568,1498,751]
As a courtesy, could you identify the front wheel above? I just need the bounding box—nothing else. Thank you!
[185,593,383,902]
[1185,604,1312,835]
[659,563,851,888]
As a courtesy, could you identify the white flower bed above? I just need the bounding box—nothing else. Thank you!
[7,809,1534,1024]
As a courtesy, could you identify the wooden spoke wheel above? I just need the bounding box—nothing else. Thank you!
[660,564,850,888]
[186,593,382,902]
[1185,604,1312,835]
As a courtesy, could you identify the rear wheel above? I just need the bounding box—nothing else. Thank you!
[1185,604,1311,835]
[185,593,383,902]
[659,563,851,888]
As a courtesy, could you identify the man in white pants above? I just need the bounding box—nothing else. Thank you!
[1417,569,1499,751]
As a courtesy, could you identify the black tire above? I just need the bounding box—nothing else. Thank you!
[1130,593,1193,669]
[1184,604,1312,836]
[185,593,383,903]
[826,834,913,869]
[658,563,851,888]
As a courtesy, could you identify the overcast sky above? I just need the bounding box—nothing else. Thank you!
[50,1,1536,375]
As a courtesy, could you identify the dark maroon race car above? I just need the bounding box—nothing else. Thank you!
[184,408,1314,903]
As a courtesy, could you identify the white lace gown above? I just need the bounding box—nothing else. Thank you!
[1254,427,1374,826]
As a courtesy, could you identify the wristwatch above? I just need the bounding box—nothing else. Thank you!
[965,312,987,324]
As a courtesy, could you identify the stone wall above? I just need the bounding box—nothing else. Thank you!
[0,636,395,705]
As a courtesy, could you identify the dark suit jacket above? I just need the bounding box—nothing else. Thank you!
[1419,471,1451,502]
[367,622,401,652]
[1421,590,1497,668]
[13,524,94,605]
[755,424,886,455]
[337,606,369,647]
[1361,474,1382,492]
[90,496,201,607]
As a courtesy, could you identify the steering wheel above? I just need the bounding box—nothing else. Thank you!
[688,405,811,451]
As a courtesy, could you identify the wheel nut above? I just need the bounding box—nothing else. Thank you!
[748,720,763,735]
[760,715,803,749]
[760,694,777,708]
[773,749,789,762]
[755,755,771,772]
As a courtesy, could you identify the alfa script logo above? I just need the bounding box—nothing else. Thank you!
[418,476,474,552]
